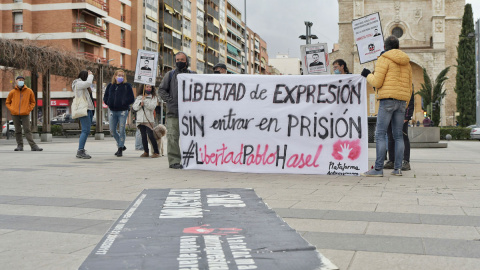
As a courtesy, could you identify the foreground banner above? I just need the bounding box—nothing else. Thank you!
[80,189,338,270]
[178,74,368,175]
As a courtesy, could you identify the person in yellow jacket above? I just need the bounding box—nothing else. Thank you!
[360,35,412,177]
[5,76,43,151]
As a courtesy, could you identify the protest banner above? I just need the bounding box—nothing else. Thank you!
[177,74,368,175]
[134,49,158,85]
[352,12,384,64]
[301,43,330,75]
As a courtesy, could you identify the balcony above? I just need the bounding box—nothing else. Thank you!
[73,0,108,16]
[206,52,218,65]
[206,21,219,36]
[162,51,174,67]
[77,52,107,64]
[163,11,182,32]
[121,38,126,47]
[227,63,241,74]
[120,15,126,22]
[164,0,182,13]
[72,22,108,44]
[207,37,219,51]
[13,24,23,32]
[206,5,219,19]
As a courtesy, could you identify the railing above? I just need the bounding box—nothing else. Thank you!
[77,52,107,63]
[206,5,219,19]
[227,9,242,25]
[206,53,218,64]
[163,11,182,32]
[12,24,23,32]
[73,0,108,13]
[164,0,182,12]
[173,38,182,50]
[72,22,108,39]
[121,38,126,47]
[227,63,241,73]
[163,31,173,46]
[162,51,174,67]
[207,37,219,51]
[120,15,126,22]
[227,36,242,48]
[206,21,219,35]
[211,0,219,6]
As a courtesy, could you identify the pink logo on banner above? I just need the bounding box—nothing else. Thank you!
[183,225,242,235]
[332,140,361,161]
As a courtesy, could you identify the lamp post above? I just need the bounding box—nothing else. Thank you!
[299,21,318,44]
[243,0,248,74]
[475,19,480,127]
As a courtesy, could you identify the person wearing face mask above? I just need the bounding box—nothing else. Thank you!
[72,70,95,159]
[103,69,135,157]
[132,84,160,158]
[332,59,351,75]
[158,52,196,169]
[6,76,43,152]
[213,63,227,74]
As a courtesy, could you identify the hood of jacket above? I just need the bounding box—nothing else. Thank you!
[381,49,410,66]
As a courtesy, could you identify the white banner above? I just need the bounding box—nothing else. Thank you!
[352,13,384,64]
[134,49,158,85]
[177,74,368,175]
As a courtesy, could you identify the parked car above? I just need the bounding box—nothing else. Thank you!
[470,126,480,140]
[51,114,75,125]
[2,120,15,136]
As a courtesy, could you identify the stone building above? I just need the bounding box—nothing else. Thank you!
[330,0,465,126]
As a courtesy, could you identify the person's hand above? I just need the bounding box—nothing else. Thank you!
[87,70,93,75]
[361,68,371,78]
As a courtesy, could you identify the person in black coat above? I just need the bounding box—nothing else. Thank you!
[103,69,135,157]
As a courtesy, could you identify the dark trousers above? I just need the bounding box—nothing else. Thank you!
[138,124,159,154]
[12,115,36,147]
[387,121,410,162]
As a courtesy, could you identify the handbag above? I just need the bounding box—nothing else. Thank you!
[71,84,88,119]
[142,107,164,140]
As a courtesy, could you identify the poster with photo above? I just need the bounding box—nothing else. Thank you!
[134,49,158,85]
[352,12,384,64]
[300,43,330,75]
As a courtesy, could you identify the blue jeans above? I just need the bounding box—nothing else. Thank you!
[135,128,144,150]
[78,110,94,150]
[109,109,128,148]
[375,99,406,170]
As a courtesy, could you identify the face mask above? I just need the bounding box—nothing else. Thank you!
[334,69,341,74]
[214,70,221,74]
[176,61,187,70]
[145,90,152,95]
[17,81,24,87]
[116,77,124,83]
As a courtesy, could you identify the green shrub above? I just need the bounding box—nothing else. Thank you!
[440,127,471,140]
[51,125,63,136]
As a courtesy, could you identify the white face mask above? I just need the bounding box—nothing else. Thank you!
[17,81,24,87]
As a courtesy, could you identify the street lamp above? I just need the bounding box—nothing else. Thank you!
[299,21,318,44]
[475,19,480,127]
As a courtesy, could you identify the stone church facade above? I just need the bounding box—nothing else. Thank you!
[330,0,464,126]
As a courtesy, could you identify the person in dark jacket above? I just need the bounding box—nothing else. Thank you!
[158,52,196,169]
[103,69,135,157]
[384,88,415,171]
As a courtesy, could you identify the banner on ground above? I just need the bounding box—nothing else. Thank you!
[177,74,368,175]
[134,49,158,85]
[300,43,330,75]
[352,12,384,64]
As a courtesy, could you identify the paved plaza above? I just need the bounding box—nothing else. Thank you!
[0,136,479,270]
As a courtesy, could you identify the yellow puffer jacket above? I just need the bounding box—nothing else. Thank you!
[6,86,36,116]
[366,49,412,103]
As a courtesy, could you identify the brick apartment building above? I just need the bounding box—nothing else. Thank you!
[0,0,136,123]
[159,0,268,75]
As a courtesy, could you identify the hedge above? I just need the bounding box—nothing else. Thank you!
[440,127,472,140]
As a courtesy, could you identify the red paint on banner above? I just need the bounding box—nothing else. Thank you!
[331,140,361,161]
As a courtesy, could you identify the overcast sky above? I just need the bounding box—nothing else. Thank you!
[228,0,479,60]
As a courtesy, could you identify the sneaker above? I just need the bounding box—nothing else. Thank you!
[14,145,23,151]
[401,161,411,171]
[31,145,43,151]
[115,146,127,155]
[151,153,160,158]
[362,168,383,177]
[140,152,149,157]
[169,163,183,169]
[391,169,402,176]
[76,149,91,159]
[116,147,123,157]
[384,160,394,169]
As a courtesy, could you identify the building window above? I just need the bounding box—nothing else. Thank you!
[392,26,403,38]
[183,0,191,13]
[121,29,126,47]
[145,0,157,12]
[146,18,158,34]
[13,11,23,32]
[120,53,125,69]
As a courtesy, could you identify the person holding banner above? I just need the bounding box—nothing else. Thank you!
[103,69,135,157]
[132,84,160,158]
[360,35,412,177]
[158,52,196,169]
[332,59,350,74]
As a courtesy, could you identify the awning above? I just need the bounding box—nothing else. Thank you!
[227,43,239,56]
[228,56,241,65]
[37,99,70,107]
[164,4,175,14]
[146,15,159,23]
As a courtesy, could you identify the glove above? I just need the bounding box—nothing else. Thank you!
[361,68,371,78]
